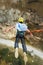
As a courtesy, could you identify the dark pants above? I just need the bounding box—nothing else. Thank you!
[14,33,27,53]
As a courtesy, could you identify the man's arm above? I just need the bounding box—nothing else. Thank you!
[26,29,33,36]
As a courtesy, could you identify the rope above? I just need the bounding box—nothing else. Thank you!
[31,29,43,33]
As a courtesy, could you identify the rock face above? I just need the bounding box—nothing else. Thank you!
[0,8,43,25]
[0,0,43,16]
[0,8,43,40]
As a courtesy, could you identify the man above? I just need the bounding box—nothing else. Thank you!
[14,17,33,61]
[4,17,33,62]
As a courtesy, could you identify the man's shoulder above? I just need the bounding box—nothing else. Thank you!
[22,23,27,26]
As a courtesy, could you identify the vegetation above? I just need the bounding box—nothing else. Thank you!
[0,45,43,65]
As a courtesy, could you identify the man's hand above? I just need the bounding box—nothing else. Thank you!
[26,29,34,38]
[30,34,33,37]
[26,29,33,36]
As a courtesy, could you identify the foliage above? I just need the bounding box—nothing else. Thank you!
[0,48,9,59]
[0,48,43,65]
[13,55,24,65]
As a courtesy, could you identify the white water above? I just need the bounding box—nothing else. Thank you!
[0,38,43,59]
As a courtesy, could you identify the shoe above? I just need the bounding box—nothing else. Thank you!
[23,52,28,63]
[15,48,19,58]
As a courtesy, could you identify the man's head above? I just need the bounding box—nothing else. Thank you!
[18,17,24,23]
